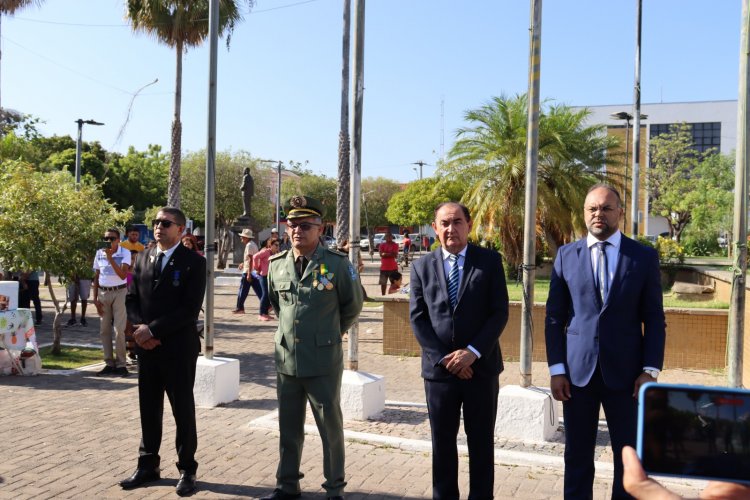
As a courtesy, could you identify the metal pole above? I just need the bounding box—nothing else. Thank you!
[276,161,282,233]
[520,0,542,388]
[74,120,83,188]
[623,118,630,229]
[631,0,643,237]
[728,0,749,388]
[203,0,220,360]
[348,0,365,372]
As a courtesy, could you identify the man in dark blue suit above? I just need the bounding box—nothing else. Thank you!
[410,202,509,500]
[545,184,666,499]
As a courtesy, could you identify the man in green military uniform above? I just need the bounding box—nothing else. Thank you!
[261,195,363,500]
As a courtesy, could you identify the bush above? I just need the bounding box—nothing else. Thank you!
[635,236,655,248]
[681,234,721,257]
[655,237,685,266]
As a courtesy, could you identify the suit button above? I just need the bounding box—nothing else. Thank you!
[295,338,302,343]
[327,340,331,344]
[294,320,300,324]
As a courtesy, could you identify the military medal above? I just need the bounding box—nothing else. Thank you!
[172,270,181,287]
[312,269,320,288]
[325,282,334,290]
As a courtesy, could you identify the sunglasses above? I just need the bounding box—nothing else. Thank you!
[287,222,320,232]
[103,236,118,242]
[152,219,176,228]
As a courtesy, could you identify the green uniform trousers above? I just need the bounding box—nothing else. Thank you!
[276,369,346,496]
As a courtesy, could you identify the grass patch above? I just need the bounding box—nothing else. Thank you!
[39,345,102,370]
[362,300,384,308]
[506,278,729,309]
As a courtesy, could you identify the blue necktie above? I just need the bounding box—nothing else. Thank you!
[596,241,609,303]
[447,254,459,309]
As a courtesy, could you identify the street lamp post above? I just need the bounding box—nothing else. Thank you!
[259,159,284,233]
[609,111,647,235]
[74,119,104,188]
[411,161,430,252]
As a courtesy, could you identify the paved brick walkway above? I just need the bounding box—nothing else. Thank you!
[0,258,715,499]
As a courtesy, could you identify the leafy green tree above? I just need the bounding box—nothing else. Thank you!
[281,172,338,222]
[102,145,169,214]
[443,94,617,274]
[359,176,403,232]
[648,124,734,242]
[126,0,251,208]
[181,149,273,268]
[0,109,41,140]
[0,161,130,353]
[386,177,466,227]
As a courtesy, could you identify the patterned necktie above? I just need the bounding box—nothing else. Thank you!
[596,241,609,303]
[153,251,164,282]
[447,254,459,309]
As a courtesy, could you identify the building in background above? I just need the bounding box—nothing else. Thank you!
[579,100,736,237]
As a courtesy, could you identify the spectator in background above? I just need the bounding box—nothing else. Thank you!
[378,233,399,295]
[388,271,402,294]
[252,237,280,321]
[92,227,131,377]
[279,232,291,252]
[19,270,43,325]
[402,230,412,266]
[181,234,202,256]
[120,226,145,255]
[232,228,261,314]
[66,275,92,327]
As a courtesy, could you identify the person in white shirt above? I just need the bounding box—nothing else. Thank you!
[92,227,131,376]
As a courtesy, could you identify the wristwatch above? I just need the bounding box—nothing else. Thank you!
[643,369,659,379]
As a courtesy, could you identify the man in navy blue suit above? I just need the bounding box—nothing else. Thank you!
[410,202,509,499]
[545,184,666,499]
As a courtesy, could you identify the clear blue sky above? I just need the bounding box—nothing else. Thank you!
[2,0,742,182]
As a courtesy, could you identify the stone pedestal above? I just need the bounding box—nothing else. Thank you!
[495,385,559,441]
[231,216,256,266]
[341,370,385,420]
[193,356,240,407]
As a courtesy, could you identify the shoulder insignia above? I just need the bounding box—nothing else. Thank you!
[270,250,288,261]
[326,247,347,257]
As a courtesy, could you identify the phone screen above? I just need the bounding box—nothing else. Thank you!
[638,383,750,483]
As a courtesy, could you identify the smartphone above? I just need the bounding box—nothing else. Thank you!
[637,382,750,484]
[97,241,111,250]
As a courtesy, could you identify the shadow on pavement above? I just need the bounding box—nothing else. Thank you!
[221,397,277,411]
[197,481,268,497]
[0,371,136,391]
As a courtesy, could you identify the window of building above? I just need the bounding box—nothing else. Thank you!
[649,122,721,153]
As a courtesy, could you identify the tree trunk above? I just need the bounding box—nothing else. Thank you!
[45,273,68,356]
[168,40,184,208]
[335,0,352,246]
[217,225,231,269]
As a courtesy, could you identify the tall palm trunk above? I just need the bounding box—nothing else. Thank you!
[168,40,184,208]
[335,0,351,246]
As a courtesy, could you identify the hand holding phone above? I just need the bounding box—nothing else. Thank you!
[637,382,750,485]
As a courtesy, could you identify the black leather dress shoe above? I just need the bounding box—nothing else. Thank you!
[119,468,160,489]
[176,473,197,496]
[260,488,302,500]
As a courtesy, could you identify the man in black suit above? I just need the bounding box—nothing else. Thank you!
[545,184,665,499]
[410,202,509,499]
[121,207,206,497]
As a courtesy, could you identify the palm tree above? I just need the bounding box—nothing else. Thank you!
[126,0,249,208]
[0,1,44,113]
[335,0,351,247]
[444,94,619,275]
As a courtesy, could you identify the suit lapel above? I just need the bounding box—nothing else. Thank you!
[430,248,450,307]
[577,238,602,309]
[456,245,475,306]
[603,235,632,310]
[301,244,324,282]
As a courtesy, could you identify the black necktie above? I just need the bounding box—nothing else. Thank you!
[296,256,308,278]
[153,251,164,282]
[596,241,609,302]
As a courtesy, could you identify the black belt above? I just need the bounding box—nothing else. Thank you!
[99,284,126,291]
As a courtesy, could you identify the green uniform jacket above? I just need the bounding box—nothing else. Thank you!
[268,244,364,377]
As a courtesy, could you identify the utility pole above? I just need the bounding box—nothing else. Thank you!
[411,161,429,252]
[728,0,749,388]
[74,119,104,189]
[348,0,365,371]
[520,0,542,388]
[631,0,643,237]
[203,0,220,359]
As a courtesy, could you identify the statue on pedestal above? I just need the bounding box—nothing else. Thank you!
[241,167,254,218]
